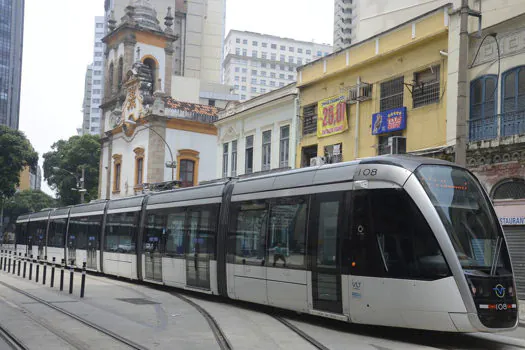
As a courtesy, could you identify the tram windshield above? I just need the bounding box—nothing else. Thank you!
[416,165,512,275]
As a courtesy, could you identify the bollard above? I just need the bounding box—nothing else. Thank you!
[23,254,27,278]
[80,262,86,298]
[29,255,33,280]
[69,262,74,294]
[59,259,64,291]
[7,251,11,273]
[0,250,3,270]
[50,257,56,288]
[17,253,21,276]
[35,256,40,283]
[42,256,47,285]
[12,252,17,275]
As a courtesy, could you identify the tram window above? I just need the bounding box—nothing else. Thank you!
[229,200,268,265]
[187,205,219,260]
[48,219,67,248]
[144,212,167,253]
[15,223,28,245]
[69,216,102,250]
[351,189,450,280]
[267,197,307,269]
[105,212,138,254]
[165,210,186,257]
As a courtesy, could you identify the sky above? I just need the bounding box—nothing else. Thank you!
[19,0,334,197]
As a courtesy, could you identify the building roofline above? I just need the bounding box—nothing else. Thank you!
[225,29,333,48]
[298,3,452,72]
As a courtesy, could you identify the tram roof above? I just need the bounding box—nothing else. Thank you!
[232,154,455,196]
[49,207,71,220]
[107,195,145,213]
[27,208,54,222]
[69,200,108,217]
[146,181,227,208]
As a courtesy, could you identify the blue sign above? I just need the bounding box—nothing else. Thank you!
[148,237,159,242]
[371,107,407,135]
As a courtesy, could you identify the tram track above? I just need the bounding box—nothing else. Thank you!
[0,280,149,350]
[85,273,233,350]
[272,315,330,350]
[0,323,28,350]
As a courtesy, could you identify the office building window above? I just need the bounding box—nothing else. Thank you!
[270,72,276,78]
[251,87,257,93]
[270,81,276,87]
[289,47,294,52]
[242,49,247,56]
[303,104,317,135]
[280,55,285,62]
[246,135,254,174]
[252,69,257,75]
[280,45,286,50]
[241,86,246,91]
[262,130,272,171]
[280,125,290,168]
[271,44,277,49]
[262,52,267,59]
[253,41,258,46]
[297,58,302,65]
[380,76,404,112]
[242,68,247,73]
[262,43,268,48]
[231,140,237,177]
[288,75,293,80]
[241,76,246,82]
[288,56,294,63]
[261,63,267,68]
[280,65,285,71]
[243,39,248,44]
[236,48,240,55]
[306,50,311,55]
[279,73,285,79]
[261,71,267,77]
[260,80,266,85]
[271,53,276,60]
[235,76,240,81]
[223,143,229,178]
[298,48,303,53]
[413,66,440,108]
[279,82,285,87]
[271,64,276,69]
[236,38,240,43]
[252,50,258,57]
[317,51,322,56]
[241,94,246,100]
[261,88,266,93]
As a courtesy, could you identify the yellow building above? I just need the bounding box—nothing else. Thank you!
[296,6,451,167]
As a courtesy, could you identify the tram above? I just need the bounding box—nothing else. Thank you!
[12,155,518,332]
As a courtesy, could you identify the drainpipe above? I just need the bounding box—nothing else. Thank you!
[291,95,299,169]
[354,77,361,159]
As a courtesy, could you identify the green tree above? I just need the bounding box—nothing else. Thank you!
[3,189,56,221]
[0,125,38,198]
[43,134,100,205]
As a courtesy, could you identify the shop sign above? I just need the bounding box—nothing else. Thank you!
[499,217,525,226]
[317,95,348,138]
[372,107,407,135]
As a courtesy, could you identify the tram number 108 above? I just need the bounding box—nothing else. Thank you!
[357,168,378,177]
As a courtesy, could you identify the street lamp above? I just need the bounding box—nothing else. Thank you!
[122,119,176,181]
[52,166,87,204]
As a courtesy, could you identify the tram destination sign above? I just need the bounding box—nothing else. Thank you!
[499,216,525,226]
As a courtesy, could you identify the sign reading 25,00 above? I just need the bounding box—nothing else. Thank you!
[317,95,348,138]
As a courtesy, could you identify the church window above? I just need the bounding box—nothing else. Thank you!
[118,57,124,89]
[108,63,114,95]
[143,57,157,95]
[112,154,122,193]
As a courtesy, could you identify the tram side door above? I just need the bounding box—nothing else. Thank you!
[144,225,163,282]
[308,192,344,315]
[185,208,211,290]
[67,232,76,265]
[86,229,98,269]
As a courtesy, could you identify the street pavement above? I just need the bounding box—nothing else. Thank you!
[1,261,525,349]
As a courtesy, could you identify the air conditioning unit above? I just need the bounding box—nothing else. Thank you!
[389,136,407,155]
[310,156,326,167]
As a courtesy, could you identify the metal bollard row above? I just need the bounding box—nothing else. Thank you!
[0,251,87,298]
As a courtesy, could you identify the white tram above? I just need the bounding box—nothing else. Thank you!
[11,155,518,332]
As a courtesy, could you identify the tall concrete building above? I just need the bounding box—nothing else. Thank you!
[223,30,332,101]
[81,16,106,135]
[333,0,452,51]
[80,65,93,135]
[333,0,357,52]
[0,0,24,129]
[104,0,234,108]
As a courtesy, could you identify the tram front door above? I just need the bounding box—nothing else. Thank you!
[309,192,344,315]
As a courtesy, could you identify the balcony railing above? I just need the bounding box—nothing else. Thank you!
[468,111,525,142]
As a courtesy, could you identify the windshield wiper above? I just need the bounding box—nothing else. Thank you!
[490,236,502,276]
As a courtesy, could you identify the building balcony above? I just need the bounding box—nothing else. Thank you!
[468,111,525,142]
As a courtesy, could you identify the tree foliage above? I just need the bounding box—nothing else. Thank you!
[0,125,39,198]
[3,190,56,221]
[43,134,100,205]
